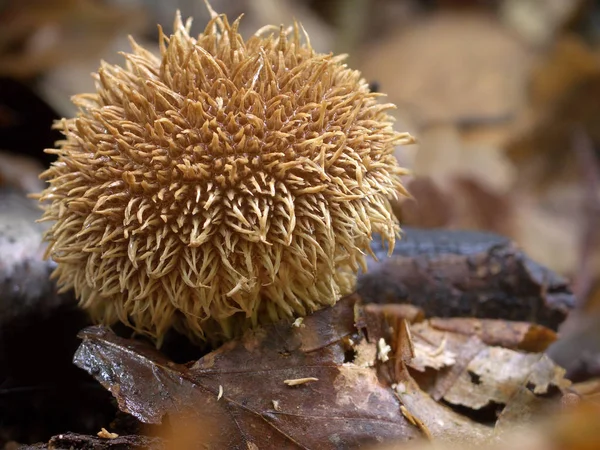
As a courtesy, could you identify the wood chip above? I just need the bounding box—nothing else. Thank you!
[377,337,392,362]
[283,377,319,386]
[97,428,118,439]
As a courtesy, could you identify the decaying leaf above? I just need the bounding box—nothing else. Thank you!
[429,317,557,352]
[41,432,163,450]
[74,296,421,449]
[442,347,569,410]
[391,368,494,446]
[407,320,569,410]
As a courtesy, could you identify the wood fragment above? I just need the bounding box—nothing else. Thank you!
[399,405,433,440]
[378,338,392,362]
[361,228,574,330]
[97,428,118,439]
[283,377,319,386]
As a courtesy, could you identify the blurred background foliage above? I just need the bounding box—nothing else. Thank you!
[1,0,600,368]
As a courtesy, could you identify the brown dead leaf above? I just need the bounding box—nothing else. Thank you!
[505,35,600,189]
[529,34,600,109]
[399,318,569,428]
[74,296,422,449]
[442,347,570,410]
[429,317,557,352]
[391,365,493,446]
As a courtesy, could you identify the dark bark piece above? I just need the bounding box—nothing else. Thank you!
[0,189,109,446]
[18,432,165,450]
[360,228,574,330]
[0,189,74,325]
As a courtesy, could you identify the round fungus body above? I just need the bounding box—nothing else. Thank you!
[38,9,413,343]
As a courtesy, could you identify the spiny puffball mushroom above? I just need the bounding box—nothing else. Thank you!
[38,8,414,343]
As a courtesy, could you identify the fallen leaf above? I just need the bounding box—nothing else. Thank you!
[442,347,569,410]
[74,296,422,450]
[391,369,494,446]
[429,317,557,352]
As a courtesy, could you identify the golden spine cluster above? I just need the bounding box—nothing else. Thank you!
[38,9,413,343]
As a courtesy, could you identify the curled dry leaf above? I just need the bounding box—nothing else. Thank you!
[442,347,569,410]
[407,321,569,409]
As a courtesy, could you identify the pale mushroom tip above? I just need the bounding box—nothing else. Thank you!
[38,8,413,343]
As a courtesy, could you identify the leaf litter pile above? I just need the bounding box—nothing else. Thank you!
[2,0,600,449]
[61,290,569,449]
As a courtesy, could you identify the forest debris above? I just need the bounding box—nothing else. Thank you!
[361,228,574,330]
[443,348,570,410]
[74,290,573,449]
[97,428,118,439]
[393,367,494,446]
[429,318,558,352]
[410,336,456,372]
[284,377,319,386]
[399,405,433,440]
[378,338,392,362]
[40,432,164,449]
[353,339,377,368]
